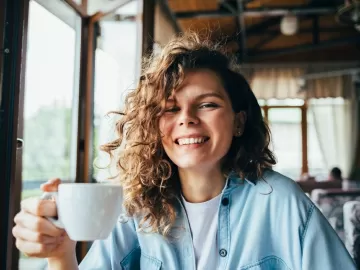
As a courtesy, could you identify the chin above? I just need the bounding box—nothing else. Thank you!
[175,161,200,170]
[174,158,215,171]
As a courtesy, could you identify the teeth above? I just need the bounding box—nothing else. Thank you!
[177,137,207,145]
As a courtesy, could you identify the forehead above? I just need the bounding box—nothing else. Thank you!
[169,69,228,101]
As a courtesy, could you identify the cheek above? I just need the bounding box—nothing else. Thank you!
[209,115,235,152]
[159,117,166,135]
[209,112,235,136]
[159,117,173,145]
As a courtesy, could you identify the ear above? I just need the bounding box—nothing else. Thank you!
[233,111,247,137]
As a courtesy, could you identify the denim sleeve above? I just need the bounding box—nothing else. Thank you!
[79,217,139,270]
[301,204,357,270]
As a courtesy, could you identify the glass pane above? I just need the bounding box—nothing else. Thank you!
[20,1,80,269]
[307,109,327,180]
[268,108,302,179]
[307,97,348,180]
[93,0,141,182]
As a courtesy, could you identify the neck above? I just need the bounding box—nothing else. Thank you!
[178,166,226,203]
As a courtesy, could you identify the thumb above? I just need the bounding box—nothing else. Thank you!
[40,178,61,192]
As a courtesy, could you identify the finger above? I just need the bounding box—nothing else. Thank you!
[40,178,61,192]
[15,238,58,257]
[12,225,61,244]
[21,197,57,217]
[14,211,62,237]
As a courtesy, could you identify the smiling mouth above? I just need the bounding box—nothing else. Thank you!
[175,137,210,145]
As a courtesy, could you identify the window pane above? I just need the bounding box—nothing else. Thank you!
[268,108,302,179]
[20,1,80,269]
[93,0,141,182]
[307,109,327,180]
[307,98,348,180]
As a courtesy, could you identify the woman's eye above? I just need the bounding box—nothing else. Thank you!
[164,107,180,113]
[199,103,218,109]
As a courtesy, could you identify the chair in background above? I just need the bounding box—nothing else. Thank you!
[311,189,360,241]
[343,201,360,268]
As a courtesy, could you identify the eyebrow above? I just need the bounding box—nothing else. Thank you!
[167,92,225,102]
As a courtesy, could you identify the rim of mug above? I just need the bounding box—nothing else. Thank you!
[59,183,121,187]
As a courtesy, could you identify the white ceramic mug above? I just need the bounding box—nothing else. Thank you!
[42,183,123,241]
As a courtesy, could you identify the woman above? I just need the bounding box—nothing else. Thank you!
[13,33,356,269]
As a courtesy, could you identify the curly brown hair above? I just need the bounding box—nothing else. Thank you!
[100,32,276,236]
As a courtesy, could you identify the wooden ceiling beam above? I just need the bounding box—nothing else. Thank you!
[236,0,247,62]
[225,17,280,45]
[252,33,279,50]
[312,15,319,44]
[175,6,336,19]
[158,0,181,33]
[245,26,354,35]
[246,17,281,34]
[246,36,360,59]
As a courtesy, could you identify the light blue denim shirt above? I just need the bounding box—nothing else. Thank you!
[79,169,356,269]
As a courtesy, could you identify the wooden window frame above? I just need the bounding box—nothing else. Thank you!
[0,0,29,269]
[262,103,308,175]
[1,0,155,268]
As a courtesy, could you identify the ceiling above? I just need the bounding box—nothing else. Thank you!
[71,0,360,62]
[166,0,360,62]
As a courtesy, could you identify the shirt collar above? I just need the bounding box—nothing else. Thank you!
[225,170,257,189]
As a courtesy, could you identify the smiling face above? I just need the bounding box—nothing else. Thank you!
[159,69,244,172]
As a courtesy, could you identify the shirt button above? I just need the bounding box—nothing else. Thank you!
[219,249,227,257]
[118,214,128,223]
[221,198,229,206]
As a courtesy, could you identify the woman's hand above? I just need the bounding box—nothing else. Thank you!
[12,178,76,259]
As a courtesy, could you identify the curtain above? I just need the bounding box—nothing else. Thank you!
[305,75,355,99]
[239,63,359,100]
[308,75,358,178]
[246,67,305,99]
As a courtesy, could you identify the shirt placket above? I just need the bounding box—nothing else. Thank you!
[217,190,231,270]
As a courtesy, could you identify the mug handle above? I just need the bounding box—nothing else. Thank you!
[40,192,64,229]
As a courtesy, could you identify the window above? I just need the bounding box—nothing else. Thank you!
[307,109,327,179]
[20,1,80,269]
[307,98,354,180]
[268,108,302,179]
[261,99,329,180]
[93,0,141,182]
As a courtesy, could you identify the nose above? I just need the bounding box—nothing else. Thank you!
[178,108,199,126]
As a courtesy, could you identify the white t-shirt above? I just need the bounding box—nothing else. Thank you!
[181,194,221,270]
